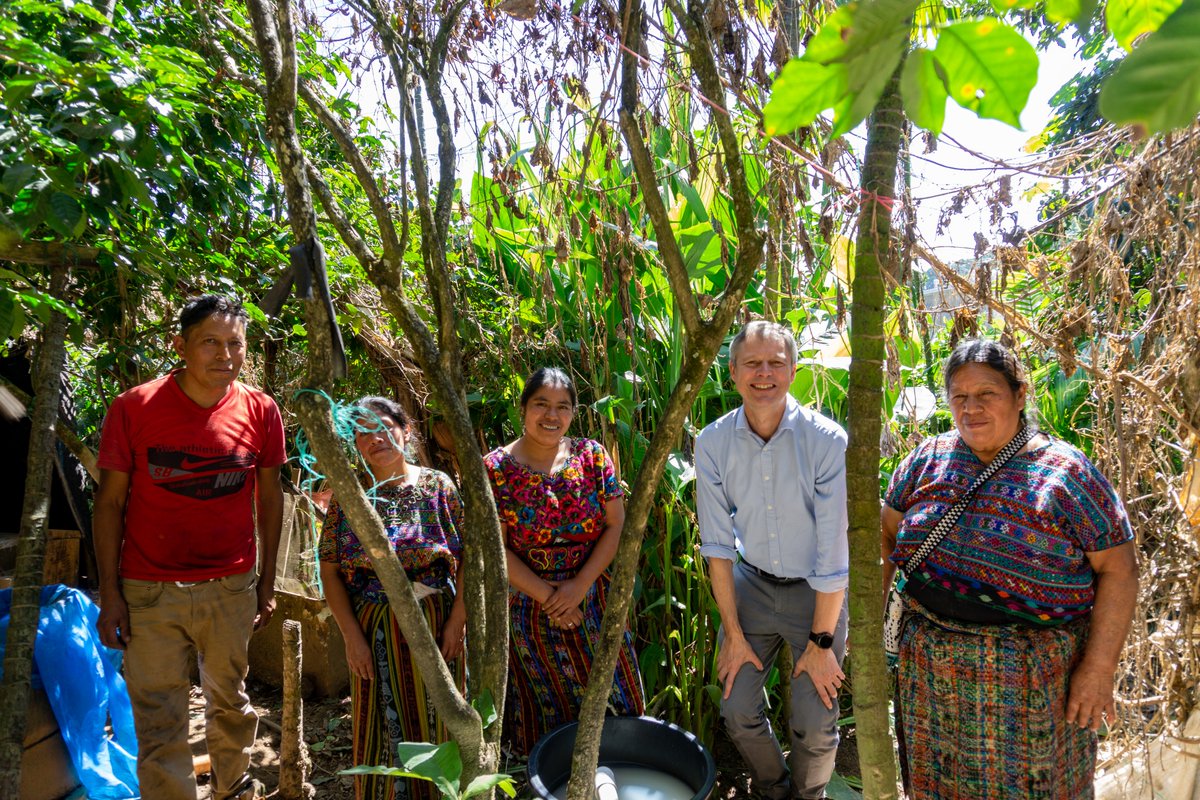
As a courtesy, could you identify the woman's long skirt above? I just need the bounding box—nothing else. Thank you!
[896,600,1097,800]
[351,592,466,800]
[505,571,645,756]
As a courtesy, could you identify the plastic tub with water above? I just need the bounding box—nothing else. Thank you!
[527,716,716,800]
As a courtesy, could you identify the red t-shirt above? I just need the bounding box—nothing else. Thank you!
[97,371,286,581]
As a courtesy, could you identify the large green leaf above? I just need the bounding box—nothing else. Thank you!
[471,688,499,729]
[0,289,25,340]
[1044,0,1099,28]
[933,19,1039,128]
[764,60,848,136]
[462,774,517,800]
[900,48,950,135]
[803,5,859,63]
[768,0,919,138]
[991,0,1037,11]
[1105,0,1183,51]
[818,0,920,136]
[1099,0,1200,133]
[47,192,84,237]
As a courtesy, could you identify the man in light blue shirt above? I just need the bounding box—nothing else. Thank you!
[695,320,849,800]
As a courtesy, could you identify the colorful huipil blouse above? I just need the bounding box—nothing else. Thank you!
[885,432,1133,626]
[483,437,645,755]
[318,468,463,605]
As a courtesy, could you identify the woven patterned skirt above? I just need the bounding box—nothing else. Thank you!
[505,571,645,756]
[896,600,1096,800]
[351,592,466,800]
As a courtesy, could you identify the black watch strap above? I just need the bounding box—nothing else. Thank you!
[809,630,834,649]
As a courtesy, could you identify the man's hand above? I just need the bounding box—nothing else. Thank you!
[793,643,845,710]
[717,634,763,699]
[254,581,276,631]
[97,591,131,650]
[1066,660,1115,731]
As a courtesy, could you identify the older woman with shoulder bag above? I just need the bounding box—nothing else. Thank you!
[882,340,1138,799]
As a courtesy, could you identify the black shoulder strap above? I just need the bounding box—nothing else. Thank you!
[899,425,1035,579]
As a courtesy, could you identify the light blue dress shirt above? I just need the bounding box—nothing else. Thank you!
[695,395,850,593]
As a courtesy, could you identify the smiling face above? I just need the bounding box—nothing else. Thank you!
[354,413,408,477]
[729,333,798,417]
[521,384,575,449]
[947,362,1027,460]
[173,313,246,405]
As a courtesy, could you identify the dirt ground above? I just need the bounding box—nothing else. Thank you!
[187,680,861,799]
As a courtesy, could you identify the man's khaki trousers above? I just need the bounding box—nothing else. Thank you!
[123,570,259,800]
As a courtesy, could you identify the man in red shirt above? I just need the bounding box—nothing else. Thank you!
[95,295,285,800]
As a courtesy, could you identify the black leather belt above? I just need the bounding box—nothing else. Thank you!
[740,560,806,585]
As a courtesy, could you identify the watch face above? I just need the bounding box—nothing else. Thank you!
[810,631,834,649]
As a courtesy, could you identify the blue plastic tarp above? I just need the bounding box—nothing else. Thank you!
[0,584,139,799]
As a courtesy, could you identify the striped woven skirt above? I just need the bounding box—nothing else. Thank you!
[352,592,466,800]
[505,571,645,756]
[895,599,1096,799]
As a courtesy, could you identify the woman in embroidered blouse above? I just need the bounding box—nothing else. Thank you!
[319,396,466,800]
[881,340,1138,799]
[483,367,644,756]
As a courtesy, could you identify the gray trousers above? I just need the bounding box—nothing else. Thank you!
[719,560,849,800]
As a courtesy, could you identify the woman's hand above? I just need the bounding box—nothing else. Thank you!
[440,602,467,662]
[344,627,375,681]
[542,577,588,617]
[548,605,584,630]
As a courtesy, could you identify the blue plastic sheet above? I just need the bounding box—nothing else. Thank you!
[0,584,139,799]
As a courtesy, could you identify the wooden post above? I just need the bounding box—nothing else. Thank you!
[278,620,313,799]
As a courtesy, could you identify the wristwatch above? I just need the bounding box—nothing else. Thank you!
[809,630,835,649]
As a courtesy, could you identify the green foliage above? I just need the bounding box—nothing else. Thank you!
[933,19,1039,128]
[764,0,1196,144]
[0,0,214,242]
[1105,0,1183,51]
[1099,0,1200,133]
[900,49,949,133]
[342,740,516,800]
[764,0,920,137]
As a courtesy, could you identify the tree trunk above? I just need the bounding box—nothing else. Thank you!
[0,263,70,797]
[846,71,904,800]
[242,0,496,786]
[278,620,314,799]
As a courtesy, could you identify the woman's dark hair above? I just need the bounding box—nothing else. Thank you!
[352,395,411,433]
[943,339,1029,423]
[179,294,249,337]
[519,367,577,409]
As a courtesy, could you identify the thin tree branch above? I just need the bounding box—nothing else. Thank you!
[305,162,378,270]
[216,8,406,272]
[617,0,703,336]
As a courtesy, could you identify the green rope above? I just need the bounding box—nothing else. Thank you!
[290,388,409,500]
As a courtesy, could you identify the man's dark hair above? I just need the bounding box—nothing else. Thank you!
[178,295,249,337]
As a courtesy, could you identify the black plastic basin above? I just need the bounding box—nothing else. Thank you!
[527,716,716,800]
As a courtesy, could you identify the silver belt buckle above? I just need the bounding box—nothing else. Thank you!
[174,580,203,588]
